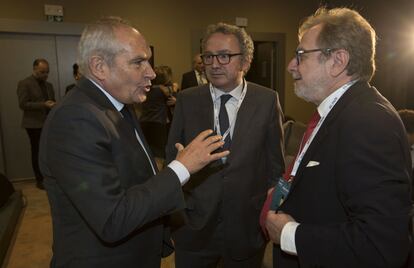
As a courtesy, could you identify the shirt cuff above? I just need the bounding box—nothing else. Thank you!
[168,160,190,185]
[280,221,299,255]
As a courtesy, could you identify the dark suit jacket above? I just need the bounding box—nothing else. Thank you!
[180,70,198,90]
[17,75,55,128]
[39,78,186,268]
[274,81,412,268]
[166,82,285,260]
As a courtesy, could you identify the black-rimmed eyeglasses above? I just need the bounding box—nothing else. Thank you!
[295,48,335,65]
[201,53,242,65]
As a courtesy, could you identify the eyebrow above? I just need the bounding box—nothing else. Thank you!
[128,54,150,64]
[204,49,232,54]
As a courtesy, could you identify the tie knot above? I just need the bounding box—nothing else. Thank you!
[221,94,232,105]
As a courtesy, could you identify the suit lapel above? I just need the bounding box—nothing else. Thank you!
[198,86,215,131]
[127,105,159,173]
[227,83,256,163]
[288,81,370,193]
[78,77,158,173]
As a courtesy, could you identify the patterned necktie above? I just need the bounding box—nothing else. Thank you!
[219,94,232,150]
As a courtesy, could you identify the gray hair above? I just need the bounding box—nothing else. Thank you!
[77,16,132,76]
[299,7,377,82]
[202,22,254,71]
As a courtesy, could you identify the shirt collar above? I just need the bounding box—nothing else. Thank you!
[317,80,357,117]
[211,79,245,102]
[88,78,124,111]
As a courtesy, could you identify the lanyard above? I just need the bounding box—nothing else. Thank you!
[210,79,247,141]
[289,80,357,178]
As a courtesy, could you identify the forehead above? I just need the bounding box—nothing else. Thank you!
[35,62,49,70]
[204,33,240,52]
[299,24,322,48]
[116,27,151,58]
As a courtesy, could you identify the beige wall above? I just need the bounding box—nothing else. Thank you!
[0,0,321,122]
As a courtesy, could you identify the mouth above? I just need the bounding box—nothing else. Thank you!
[209,73,224,77]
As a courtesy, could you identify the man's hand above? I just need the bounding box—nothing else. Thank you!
[175,129,229,174]
[265,211,295,244]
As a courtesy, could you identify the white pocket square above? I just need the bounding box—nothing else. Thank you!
[306,161,320,167]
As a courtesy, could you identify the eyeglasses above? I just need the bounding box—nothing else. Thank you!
[201,53,242,65]
[295,48,335,65]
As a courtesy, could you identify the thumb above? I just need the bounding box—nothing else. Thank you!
[175,143,184,152]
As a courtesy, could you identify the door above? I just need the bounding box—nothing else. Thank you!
[0,33,79,180]
[246,42,275,89]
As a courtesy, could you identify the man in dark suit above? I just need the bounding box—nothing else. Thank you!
[166,22,285,267]
[180,53,208,90]
[263,7,412,267]
[39,17,228,268]
[17,58,56,189]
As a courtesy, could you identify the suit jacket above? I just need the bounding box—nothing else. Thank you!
[39,78,186,268]
[180,70,198,90]
[166,82,285,260]
[17,75,55,128]
[274,81,412,268]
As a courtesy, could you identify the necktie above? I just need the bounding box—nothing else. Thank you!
[259,111,321,236]
[120,106,136,135]
[120,106,158,174]
[283,110,321,180]
[219,94,232,150]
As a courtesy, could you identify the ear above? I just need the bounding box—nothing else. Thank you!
[240,60,250,74]
[88,55,108,81]
[330,49,349,77]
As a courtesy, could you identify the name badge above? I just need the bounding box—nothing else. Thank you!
[270,177,291,210]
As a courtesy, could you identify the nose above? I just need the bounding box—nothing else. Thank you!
[146,63,156,80]
[211,56,221,68]
[287,57,297,74]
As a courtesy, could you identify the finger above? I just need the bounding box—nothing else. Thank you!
[209,150,230,161]
[204,134,224,145]
[206,139,226,152]
[175,143,184,151]
[193,129,214,142]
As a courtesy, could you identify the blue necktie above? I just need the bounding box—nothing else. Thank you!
[219,94,232,150]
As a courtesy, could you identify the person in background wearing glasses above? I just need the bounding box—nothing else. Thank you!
[262,7,412,268]
[166,22,285,267]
